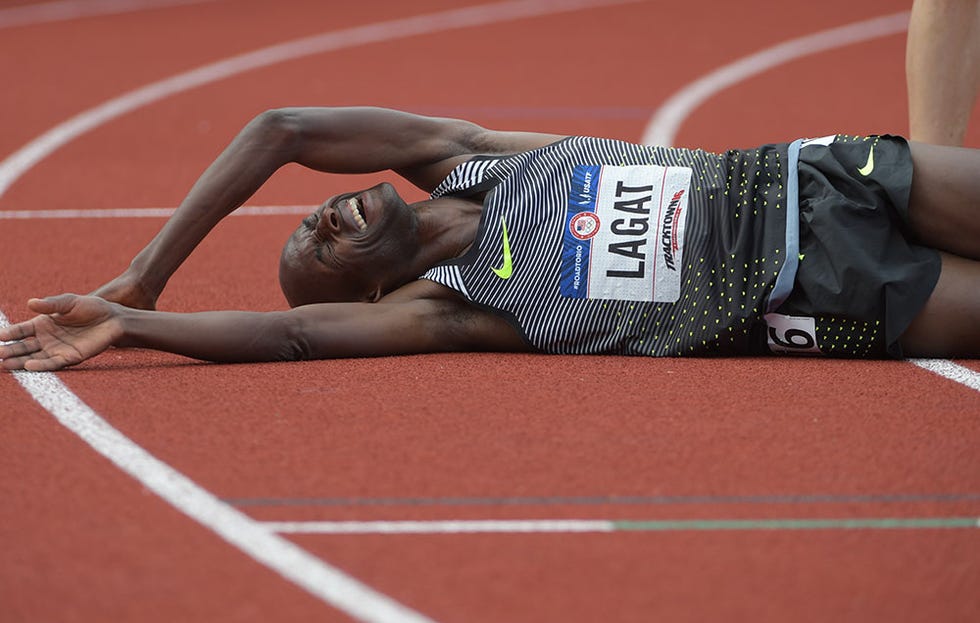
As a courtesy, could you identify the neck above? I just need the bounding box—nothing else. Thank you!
[408,196,484,271]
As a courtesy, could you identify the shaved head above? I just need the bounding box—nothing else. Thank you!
[278,183,422,307]
[278,232,371,306]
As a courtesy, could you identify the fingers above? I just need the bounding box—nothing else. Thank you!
[1,309,50,371]
[24,355,72,372]
[0,320,37,342]
[0,335,42,370]
[1,352,71,372]
[2,354,36,370]
[0,337,74,371]
[27,294,78,315]
[1,296,86,372]
[0,336,41,359]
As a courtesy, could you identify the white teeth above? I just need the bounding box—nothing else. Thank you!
[348,196,367,231]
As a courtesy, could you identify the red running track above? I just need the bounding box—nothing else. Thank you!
[1,0,978,621]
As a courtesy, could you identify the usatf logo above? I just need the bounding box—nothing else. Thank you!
[570,212,601,240]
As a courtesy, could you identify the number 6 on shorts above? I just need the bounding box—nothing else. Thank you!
[764,313,822,355]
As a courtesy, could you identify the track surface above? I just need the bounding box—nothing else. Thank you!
[1,1,979,621]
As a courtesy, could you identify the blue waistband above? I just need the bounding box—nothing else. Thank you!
[765,138,802,313]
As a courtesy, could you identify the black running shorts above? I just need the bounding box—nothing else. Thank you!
[775,134,941,358]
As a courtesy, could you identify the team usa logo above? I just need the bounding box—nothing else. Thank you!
[569,211,601,240]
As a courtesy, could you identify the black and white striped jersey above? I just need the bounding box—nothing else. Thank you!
[422,136,795,356]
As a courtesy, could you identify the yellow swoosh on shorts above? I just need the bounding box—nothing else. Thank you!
[857,146,875,176]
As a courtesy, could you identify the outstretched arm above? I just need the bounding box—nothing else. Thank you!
[93,107,564,309]
[1,286,527,370]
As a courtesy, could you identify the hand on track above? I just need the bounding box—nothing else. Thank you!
[91,271,158,310]
[0,295,122,371]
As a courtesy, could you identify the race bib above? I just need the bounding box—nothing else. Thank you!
[560,164,691,302]
[765,312,823,355]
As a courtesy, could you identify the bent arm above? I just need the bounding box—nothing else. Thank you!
[279,106,565,189]
[97,107,564,308]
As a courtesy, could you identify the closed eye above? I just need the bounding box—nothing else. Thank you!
[312,230,341,268]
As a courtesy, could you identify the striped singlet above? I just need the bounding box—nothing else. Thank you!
[422,136,799,356]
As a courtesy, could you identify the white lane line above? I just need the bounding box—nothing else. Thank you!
[910,359,980,393]
[639,11,980,397]
[262,517,980,534]
[0,205,315,219]
[0,0,222,30]
[0,316,435,623]
[264,520,615,534]
[0,0,642,201]
[641,11,910,147]
[0,0,642,619]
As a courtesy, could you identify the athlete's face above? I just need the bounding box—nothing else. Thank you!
[279,182,417,306]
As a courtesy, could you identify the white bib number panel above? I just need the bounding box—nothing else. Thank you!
[765,313,823,355]
[560,164,692,303]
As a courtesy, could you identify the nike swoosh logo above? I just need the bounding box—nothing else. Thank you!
[857,146,874,176]
[490,215,513,279]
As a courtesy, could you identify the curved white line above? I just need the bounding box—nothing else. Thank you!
[0,0,222,30]
[642,11,911,147]
[0,333,435,623]
[0,1,642,620]
[640,10,980,395]
[911,359,980,392]
[0,0,641,201]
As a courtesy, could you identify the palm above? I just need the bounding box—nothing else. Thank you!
[33,313,114,366]
[0,295,121,371]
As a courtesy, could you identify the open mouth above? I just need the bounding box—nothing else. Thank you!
[346,195,367,232]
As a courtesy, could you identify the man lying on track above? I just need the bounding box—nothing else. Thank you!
[2,107,979,370]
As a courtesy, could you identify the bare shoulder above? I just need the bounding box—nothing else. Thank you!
[467,128,569,156]
[398,111,567,156]
[395,115,568,191]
